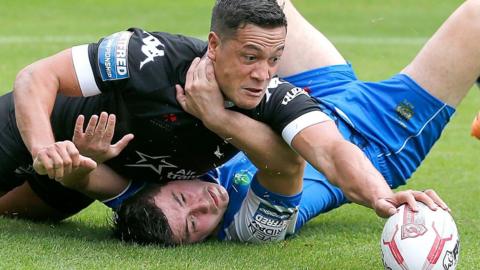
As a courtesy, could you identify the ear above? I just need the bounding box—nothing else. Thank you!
[207,32,220,61]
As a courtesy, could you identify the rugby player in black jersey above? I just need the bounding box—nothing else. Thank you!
[1,0,432,225]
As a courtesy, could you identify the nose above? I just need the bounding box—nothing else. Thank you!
[250,61,272,81]
[191,197,211,214]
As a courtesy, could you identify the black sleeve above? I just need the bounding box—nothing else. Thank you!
[253,77,332,145]
[75,28,207,95]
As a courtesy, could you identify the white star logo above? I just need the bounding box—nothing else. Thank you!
[126,151,177,175]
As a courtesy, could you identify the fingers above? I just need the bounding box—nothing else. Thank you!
[176,84,187,110]
[94,112,109,139]
[67,142,81,170]
[205,57,215,82]
[376,189,449,219]
[102,114,116,145]
[111,133,134,157]
[73,115,85,142]
[196,56,207,82]
[424,189,450,211]
[33,141,81,180]
[411,190,438,211]
[185,57,201,90]
[55,143,74,178]
[85,114,99,137]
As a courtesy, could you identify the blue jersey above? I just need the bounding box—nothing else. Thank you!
[104,152,347,243]
[103,63,455,243]
[202,153,346,242]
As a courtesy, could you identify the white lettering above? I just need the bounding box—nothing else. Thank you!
[282,87,308,105]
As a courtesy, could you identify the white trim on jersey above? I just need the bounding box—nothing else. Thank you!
[101,180,133,204]
[281,111,333,146]
[71,45,101,97]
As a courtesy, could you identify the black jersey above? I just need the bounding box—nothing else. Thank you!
[64,28,329,183]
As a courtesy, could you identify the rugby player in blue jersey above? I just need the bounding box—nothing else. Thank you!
[1,0,431,224]
[2,0,477,247]
[109,0,480,245]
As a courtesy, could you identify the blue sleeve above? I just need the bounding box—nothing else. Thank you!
[294,164,349,232]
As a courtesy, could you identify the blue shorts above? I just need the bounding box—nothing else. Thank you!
[284,64,455,188]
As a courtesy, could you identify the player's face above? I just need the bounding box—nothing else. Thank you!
[208,24,286,109]
[153,180,229,244]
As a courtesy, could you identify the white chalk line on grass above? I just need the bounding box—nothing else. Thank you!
[0,35,428,45]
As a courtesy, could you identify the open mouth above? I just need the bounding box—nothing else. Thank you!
[243,87,263,97]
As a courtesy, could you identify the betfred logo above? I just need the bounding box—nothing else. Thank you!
[98,31,132,81]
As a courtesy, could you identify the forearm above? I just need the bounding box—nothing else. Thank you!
[292,122,393,209]
[204,110,304,195]
[324,141,393,208]
[60,165,129,201]
[14,65,58,156]
[205,109,303,175]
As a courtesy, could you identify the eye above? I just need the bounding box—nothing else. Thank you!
[181,193,186,204]
[244,55,257,62]
[270,56,280,65]
[189,215,197,232]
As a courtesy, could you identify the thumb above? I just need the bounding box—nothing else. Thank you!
[33,158,47,175]
[374,199,398,218]
[79,156,97,171]
[175,84,187,109]
[111,133,134,156]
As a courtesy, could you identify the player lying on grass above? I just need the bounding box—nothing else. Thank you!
[1,0,425,223]
[30,0,475,244]
[26,112,445,245]
[110,0,480,245]
[2,0,478,245]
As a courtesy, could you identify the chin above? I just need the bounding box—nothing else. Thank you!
[236,98,263,110]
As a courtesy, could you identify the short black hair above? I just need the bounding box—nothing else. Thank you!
[112,184,177,246]
[210,0,287,40]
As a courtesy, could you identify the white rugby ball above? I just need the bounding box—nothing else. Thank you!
[380,202,460,270]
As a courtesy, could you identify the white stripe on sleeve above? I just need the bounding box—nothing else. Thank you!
[281,111,332,146]
[71,45,101,97]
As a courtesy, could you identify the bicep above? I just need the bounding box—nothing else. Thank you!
[28,48,83,97]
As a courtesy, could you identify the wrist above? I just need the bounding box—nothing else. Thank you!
[202,108,230,134]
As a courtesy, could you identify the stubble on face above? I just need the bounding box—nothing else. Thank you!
[210,24,286,109]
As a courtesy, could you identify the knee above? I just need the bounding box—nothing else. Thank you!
[460,0,480,23]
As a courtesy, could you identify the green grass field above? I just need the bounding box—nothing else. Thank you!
[0,0,478,269]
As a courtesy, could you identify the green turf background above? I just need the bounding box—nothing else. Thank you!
[0,1,478,269]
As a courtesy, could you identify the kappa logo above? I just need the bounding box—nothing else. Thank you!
[395,100,415,121]
[282,87,308,105]
[442,240,460,270]
[139,31,165,69]
[266,77,287,102]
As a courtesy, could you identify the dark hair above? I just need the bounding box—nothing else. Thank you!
[210,0,287,40]
[112,184,177,246]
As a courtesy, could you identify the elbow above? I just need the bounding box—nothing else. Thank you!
[13,65,35,97]
[266,154,306,178]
